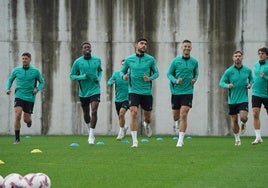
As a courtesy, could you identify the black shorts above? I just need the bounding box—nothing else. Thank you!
[229,102,248,115]
[14,98,34,114]
[80,94,100,107]
[171,94,193,109]
[252,95,268,109]
[129,93,153,111]
[115,100,129,115]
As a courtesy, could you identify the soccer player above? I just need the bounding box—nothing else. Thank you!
[70,41,103,145]
[107,59,129,140]
[219,50,253,146]
[167,39,199,147]
[121,38,159,148]
[5,52,45,144]
[251,47,268,145]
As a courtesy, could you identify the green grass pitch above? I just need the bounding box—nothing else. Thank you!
[0,135,267,187]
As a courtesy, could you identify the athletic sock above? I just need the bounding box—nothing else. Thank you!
[89,128,95,138]
[131,131,138,143]
[119,127,124,135]
[178,132,185,143]
[255,129,261,140]
[143,121,147,127]
[234,133,240,141]
[175,120,180,128]
[15,130,20,141]
[86,123,91,134]
[174,120,180,134]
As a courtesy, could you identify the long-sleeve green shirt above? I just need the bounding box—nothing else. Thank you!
[5,65,45,102]
[107,70,128,102]
[120,53,159,95]
[219,65,253,104]
[70,55,102,97]
[167,55,199,95]
[252,59,268,98]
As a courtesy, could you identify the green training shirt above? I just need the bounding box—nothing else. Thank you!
[70,55,102,97]
[219,65,253,104]
[107,70,128,102]
[120,53,159,95]
[167,55,199,95]
[252,59,268,98]
[5,65,45,102]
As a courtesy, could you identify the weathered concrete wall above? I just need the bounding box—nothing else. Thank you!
[0,0,267,136]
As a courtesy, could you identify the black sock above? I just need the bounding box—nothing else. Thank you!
[15,130,20,141]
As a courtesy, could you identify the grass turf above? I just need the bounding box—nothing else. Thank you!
[0,135,267,188]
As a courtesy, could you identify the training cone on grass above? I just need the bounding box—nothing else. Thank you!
[31,149,42,153]
[156,137,163,141]
[70,143,79,147]
[0,160,5,164]
[141,138,149,142]
[96,141,104,145]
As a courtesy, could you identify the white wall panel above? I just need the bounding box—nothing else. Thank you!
[0,0,268,137]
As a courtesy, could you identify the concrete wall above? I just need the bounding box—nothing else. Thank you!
[0,0,268,136]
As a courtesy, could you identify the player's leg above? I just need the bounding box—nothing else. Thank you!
[143,110,152,137]
[130,106,138,147]
[117,106,128,140]
[172,109,180,134]
[176,105,190,147]
[87,100,100,145]
[239,110,248,134]
[251,96,263,144]
[231,114,241,146]
[14,106,23,144]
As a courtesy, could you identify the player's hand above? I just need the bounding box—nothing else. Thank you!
[176,78,182,84]
[123,74,129,80]
[6,90,11,95]
[246,83,251,89]
[260,72,265,78]
[143,74,150,82]
[33,88,38,94]
[228,83,234,88]
[191,79,196,85]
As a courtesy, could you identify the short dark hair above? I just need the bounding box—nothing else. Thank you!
[182,39,191,43]
[81,41,91,48]
[136,38,148,43]
[233,50,243,55]
[22,52,31,58]
[258,47,268,55]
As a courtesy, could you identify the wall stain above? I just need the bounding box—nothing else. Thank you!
[68,0,89,133]
[69,0,89,101]
[33,0,59,134]
[170,0,180,56]
[266,0,268,46]
[132,0,159,134]
[10,0,19,65]
[199,0,241,135]
[32,1,41,42]
[24,0,33,42]
[101,0,113,134]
